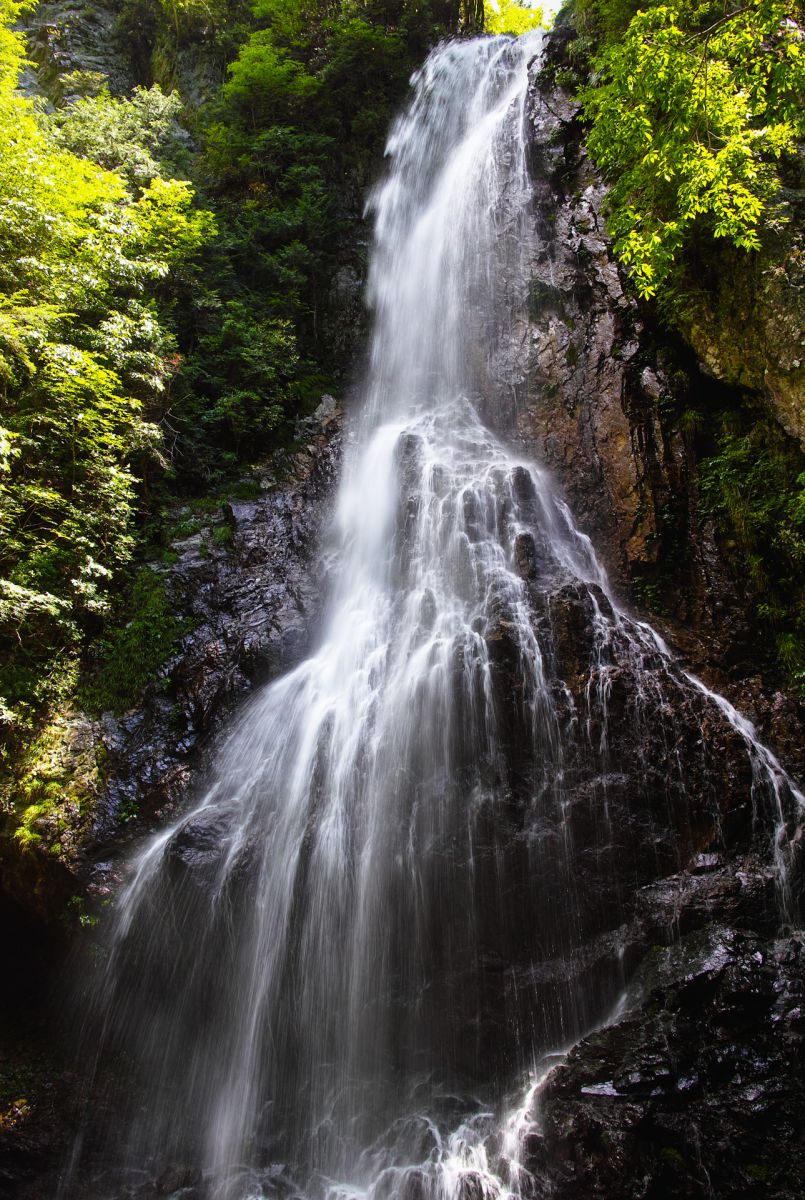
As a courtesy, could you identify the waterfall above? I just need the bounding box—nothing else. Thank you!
[68,33,802,1200]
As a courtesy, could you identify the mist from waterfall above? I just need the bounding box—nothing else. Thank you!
[67,32,803,1200]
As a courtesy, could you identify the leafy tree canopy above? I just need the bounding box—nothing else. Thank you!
[47,84,190,189]
[485,0,544,35]
[0,0,214,734]
[579,0,805,297]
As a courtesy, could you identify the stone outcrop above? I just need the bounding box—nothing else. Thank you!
[505,25,804,784]
[533,918,805,1200]
[681,195,805,452]
[494,27,805,1200]
[0,403,342,924]
[20,0,136,101]
[87,401,343,874]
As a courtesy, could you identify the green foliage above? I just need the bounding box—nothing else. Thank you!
[115,0,254,93]
[212,522,234,547]
[319,17,409,161]
[80,567,190,714]
[222,29,321,116]
[0,0,25,87]
[0,0,214,739]
[47,85,189,189]
[699,412,805,687]
[485,0,543,35]
[579,0,805,297]
[1,0,472,860]
[183,302,296,454]
[160,0,468,485]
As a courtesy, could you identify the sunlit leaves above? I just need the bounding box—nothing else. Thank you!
[581,0,805,296]
[0,0,214,719]
[222,30,321,119]
[485,0,543,35]
[47,85,188,189]
[130,176,217,266]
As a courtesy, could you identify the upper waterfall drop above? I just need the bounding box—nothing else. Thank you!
[360,32,539,428]
[67,32,802,1200]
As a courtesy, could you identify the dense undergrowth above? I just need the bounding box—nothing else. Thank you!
[0,0,216,849]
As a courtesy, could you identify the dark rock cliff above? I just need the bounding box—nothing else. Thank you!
[514,26,803,781]
[88,401,343,890]
[508,25,805,1200]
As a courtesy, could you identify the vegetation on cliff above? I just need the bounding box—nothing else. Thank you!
[561,0,805,688]
[577,0,804,300]
[0,0,214,843]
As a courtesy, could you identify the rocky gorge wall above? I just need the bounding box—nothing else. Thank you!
[516,23,804,780]
[505,25,805,1199]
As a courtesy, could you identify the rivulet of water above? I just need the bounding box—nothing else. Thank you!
[66,32,803,1200]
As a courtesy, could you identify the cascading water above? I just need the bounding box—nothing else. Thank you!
[67,32,803,1200]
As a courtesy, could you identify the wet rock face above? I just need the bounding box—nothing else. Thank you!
[480,569,799,1053]
[497,31,805,1200]
[20,0,137,101]
[513,194,716,663]
[535,928,805,1200]
[511,30,804,780]
[515,76,659,594]
[86,405,343,882]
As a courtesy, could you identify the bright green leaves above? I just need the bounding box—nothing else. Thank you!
[0,1,214,731]
[485,1,544,36]
[223,31,321,120]
[47,85,188,189]
[6,340,137,618]
[581,0,805,297]
[130,177,216,267]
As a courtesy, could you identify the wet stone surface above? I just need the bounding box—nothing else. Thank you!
[515,24,805,787]
[84,405,343,890]
[535,929,805,1200]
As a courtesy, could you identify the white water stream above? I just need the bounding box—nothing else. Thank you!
[69,33,802,1200]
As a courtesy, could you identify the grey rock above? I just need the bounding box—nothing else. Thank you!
[84,409,343,876]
